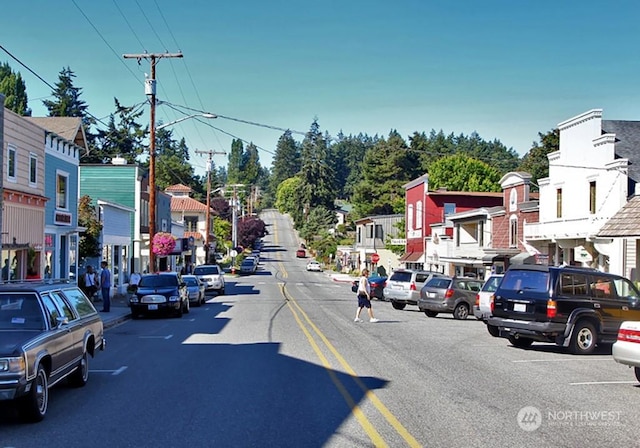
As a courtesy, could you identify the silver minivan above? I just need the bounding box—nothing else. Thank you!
[383,269,445,310]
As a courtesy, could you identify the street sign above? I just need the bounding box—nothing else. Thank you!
[371,253,380,263]
[230,249,238,258]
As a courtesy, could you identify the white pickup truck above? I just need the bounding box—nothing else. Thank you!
[612,321,640,382]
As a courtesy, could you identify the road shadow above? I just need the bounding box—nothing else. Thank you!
[1,342,389,448]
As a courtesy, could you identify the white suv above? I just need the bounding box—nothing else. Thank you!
[193,264,225,295]
[383,269,445,310]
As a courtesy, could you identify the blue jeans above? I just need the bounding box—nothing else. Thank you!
[101,287,111,311]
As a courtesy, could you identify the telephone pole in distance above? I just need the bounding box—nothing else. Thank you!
[195,149,226,263]
[123,51,183,272]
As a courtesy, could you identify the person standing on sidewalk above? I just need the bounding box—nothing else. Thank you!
[354,268,379,323]
[100,261,112,312]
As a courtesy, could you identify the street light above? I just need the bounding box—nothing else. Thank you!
[148,112,217,272]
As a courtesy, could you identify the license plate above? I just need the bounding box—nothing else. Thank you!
[428,292,437,298]
[148,304,158,310]
[513,303,526,312]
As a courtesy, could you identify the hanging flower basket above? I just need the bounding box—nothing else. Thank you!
[152,232,176,256]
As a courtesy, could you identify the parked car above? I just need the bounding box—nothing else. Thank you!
[129,272,189,319]
[182,274,205,306]
[351,275,388,300]
[487,264,640,354]
[0,282,105,422]
[213,253,224,263]
[418,276,483,319]
[239,259,257,275]
[296,249,306,258]
[473,274,504,321]
[612,321,640,382]
[384,269,445,310]
[193,264,225,295]
[306,260,322,272]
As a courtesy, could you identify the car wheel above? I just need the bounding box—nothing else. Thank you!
[20,364,48,422]
[453,303,469,320]
[508,335,533,348]
[635,367,640,383]
[391,301,406,310]
[69,350,89,387]
[424,310,438,318]
[487,324,500,337]
[570,321,597,355]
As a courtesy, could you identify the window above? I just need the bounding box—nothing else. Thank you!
[375,224,383,239]
[561,273,588,296]
[366,224,374,238]
[56,171,69,210]
[408,204,414,231]
[509,216,518,248]
[509,189,518,212]
[7,145,16,181]
[556,188,563,218]
[589,181,596,214]
[444,203,456,217]
[50,291,75,321]
[455,224,460,247]
[416,201,423,229]
[62,288,95,317]
[29,153,37,185]
[184,216,198,232]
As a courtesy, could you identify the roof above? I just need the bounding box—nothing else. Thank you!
[601,120,640,185]
[598,195,640,237]
[24,116,88,149]
[165,184,192,193]
[171,196,209,212]
[399,252,423,262]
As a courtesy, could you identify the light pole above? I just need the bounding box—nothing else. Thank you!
[148,113,216,272]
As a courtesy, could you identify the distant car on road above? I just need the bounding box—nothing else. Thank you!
[182,274,205,306]
[296,249,306,258]
[240,259,257,275]
[193,264,225,295]
[306,260,322,272]
[0,282,105,421]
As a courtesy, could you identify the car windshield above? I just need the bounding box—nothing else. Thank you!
[139,275,178,287]
[500,270,549,292]
[241,261,254,266]
[0,294,45,330]
[194,266,220,275]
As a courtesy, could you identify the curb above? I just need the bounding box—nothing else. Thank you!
[103,312,131,330]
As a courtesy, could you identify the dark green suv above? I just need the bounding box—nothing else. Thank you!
[487,265,640,354]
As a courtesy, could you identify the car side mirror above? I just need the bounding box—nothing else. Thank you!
[56,316,69,327]
[629,297,639,308]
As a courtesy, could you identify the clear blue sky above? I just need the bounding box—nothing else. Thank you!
[3,1,640,176]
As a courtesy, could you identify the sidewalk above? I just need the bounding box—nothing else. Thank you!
[93,292,131,330]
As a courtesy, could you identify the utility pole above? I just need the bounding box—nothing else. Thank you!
[123,52,183,272]
[195,149,225,264]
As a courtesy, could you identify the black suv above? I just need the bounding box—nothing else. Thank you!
[129,272,189,319]
[487,264,640,354]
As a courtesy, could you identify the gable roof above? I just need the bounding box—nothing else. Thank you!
[23,116,88,150]
[601,120,640,184]
[171,196,209,212]
[165,184,192,193]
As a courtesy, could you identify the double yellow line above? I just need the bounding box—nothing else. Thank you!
[271,217,421,447]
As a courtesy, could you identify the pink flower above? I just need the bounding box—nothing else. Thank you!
[152,232,176,256]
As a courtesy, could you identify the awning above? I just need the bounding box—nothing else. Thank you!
[509,252,535,264]
[482,254,507,264]
[399,252,424,262]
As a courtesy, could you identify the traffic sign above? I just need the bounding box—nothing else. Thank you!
[371,253,380,263]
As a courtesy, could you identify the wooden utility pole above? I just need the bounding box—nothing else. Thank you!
[195,149,225,264]
[123,52,182,272]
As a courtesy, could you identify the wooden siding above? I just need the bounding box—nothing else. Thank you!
[45,153,79,227]
[3,109,46,197]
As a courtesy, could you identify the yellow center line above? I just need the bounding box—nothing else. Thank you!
[272,213,421,447]
[279,284,387,448]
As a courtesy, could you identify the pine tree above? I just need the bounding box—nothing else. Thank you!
[43,67,92,127]
[0,62,31,115]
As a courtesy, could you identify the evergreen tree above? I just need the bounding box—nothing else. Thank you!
[87,98,147,164]
[518,129,559,191]
[352,130,420,217]
[329,132,377,200]
[270,130,300,193]
[227,139,244,184]
[241,142,261,186]
[0,62,31,115]
[297,119,336,223]
[43,67,92,127]
[154,131,196,191]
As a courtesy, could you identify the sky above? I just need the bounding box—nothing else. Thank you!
[3,1,640,177]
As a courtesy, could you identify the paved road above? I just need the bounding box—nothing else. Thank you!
[2,209,640,447]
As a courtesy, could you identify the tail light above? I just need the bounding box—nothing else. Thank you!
[546,299,557,319]
[475,294,480,307]
[617,327,640,343]
[444,289,454,299]
[490,294,495,313]
[410,282,416,291]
